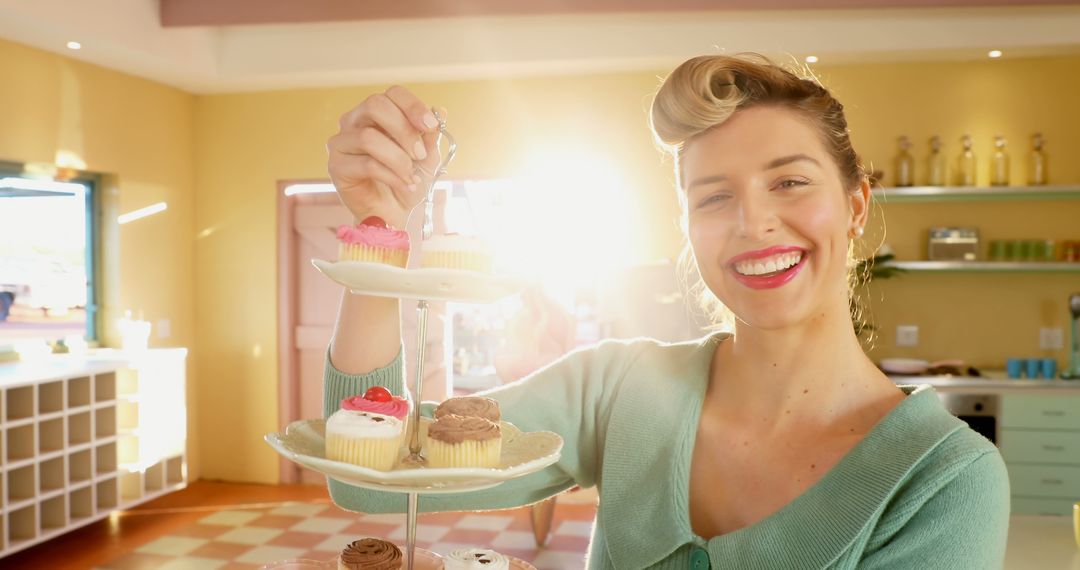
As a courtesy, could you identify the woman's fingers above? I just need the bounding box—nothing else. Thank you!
[338,86,436,162]
[329,153,411,197]
[329,129,417,189]
[416,106,448,179]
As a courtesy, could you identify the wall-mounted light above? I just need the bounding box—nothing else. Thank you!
[118,202,168,225]
[805,55,819,64]
[283,183,335,196]
[988,50,1003,58]
[66,41,81,50]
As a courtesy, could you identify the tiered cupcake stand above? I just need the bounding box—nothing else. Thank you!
[264,113,561,569]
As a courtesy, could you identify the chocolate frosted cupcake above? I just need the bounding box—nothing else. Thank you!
[425,414,502,468]
[434,396,501,423]
[337,538,402,570]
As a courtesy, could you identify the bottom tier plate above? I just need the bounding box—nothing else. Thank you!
[265,418,563,494]
[259,552,537,570]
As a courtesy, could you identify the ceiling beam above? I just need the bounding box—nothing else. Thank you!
[160,0,1080,27]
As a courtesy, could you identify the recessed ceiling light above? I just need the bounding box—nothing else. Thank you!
[805,55,819,63]
[66,41,81,50]
[988,50,1002,58]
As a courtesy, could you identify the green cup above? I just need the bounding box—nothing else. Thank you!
[1003,240,1020,261]
[989,240,1005,261]
[1018,240,1036,261]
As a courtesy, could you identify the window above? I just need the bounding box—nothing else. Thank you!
[0,167,98,348]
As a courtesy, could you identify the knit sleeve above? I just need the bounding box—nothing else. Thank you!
[323,339,637,514]
[856,451,1011,569]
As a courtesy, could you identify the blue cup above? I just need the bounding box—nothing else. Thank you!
[1041,358,1058,380]
[1006,358,1024,379]
[1026,358,1041,379]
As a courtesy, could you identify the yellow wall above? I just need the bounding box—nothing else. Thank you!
[0,38,201,479]
[820,57,1080,363]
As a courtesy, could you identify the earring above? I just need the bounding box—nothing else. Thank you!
[851,226,864,238]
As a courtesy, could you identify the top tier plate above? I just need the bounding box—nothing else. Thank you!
[312,259,530,304]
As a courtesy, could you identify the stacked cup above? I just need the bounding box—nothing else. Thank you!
[1006,358,1058,379]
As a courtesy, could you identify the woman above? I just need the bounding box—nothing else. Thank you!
[323,54,1009,569]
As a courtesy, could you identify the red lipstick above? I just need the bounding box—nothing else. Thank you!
[727,246,808,290]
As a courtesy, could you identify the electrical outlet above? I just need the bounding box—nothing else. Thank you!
[896,325,919,347]
[1039,327,1064,350]
[156,319,171,339]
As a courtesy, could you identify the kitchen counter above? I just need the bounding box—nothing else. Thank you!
[890,372,1080,394]
[1005,515,1079,569]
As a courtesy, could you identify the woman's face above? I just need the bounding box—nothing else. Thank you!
[681,105,867,331]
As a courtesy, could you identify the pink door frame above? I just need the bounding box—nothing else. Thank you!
[276,178,327,484]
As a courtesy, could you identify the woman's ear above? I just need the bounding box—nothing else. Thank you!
[848,177,871,230]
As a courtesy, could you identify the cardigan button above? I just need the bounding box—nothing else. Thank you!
[690,546,710,569]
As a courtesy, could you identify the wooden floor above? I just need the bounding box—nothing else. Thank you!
[4,481,331,569]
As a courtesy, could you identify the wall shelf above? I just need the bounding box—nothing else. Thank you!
[881,261,1080,273]
[873,185,1080,203]
[0,349,188,558]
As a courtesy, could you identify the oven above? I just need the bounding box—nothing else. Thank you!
[939,393,999,445]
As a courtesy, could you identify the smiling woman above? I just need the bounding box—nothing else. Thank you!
[320,54,1009,569]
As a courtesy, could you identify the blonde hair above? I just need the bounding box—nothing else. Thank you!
[649,53,870,334]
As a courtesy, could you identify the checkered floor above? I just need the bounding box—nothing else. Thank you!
[98,499,596,570]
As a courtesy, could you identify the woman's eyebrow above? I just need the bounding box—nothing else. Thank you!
[686,174,727,192]
[764,154,822,170]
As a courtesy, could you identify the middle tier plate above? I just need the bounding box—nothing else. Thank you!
[266,418,563,494]
[312,259,530,303]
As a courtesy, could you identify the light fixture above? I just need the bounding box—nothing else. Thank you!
[283,183,335,196]
[805,55,819,64]
[117,202,168,225]
[988,50,1003,59]
[66,41,81,50]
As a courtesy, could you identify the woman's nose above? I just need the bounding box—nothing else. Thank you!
[736,196,778,240]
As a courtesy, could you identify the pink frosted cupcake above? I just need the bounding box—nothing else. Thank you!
[337,216,410,268]
[341,387,410,424]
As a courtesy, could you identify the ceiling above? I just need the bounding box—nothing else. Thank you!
[0,0,1078,94]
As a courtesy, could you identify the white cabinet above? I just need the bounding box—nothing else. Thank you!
[0,349,187,557]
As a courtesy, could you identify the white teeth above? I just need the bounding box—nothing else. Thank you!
[734,252,803,276]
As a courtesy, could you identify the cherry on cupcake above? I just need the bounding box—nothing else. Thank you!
[363,386,393,402]
[360,216,388,228]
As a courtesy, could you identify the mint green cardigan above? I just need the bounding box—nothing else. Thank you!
[323,332,1010,569]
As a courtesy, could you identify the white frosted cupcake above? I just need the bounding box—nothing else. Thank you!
[444,548,510,570]
[325,411,404,471]
[420,233,494,272]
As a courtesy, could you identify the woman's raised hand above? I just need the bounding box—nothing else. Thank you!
[327,85,446,228]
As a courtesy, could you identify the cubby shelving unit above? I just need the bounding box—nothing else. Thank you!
[0,349,187,558]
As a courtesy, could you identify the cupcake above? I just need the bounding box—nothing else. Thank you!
[338,216,410,267]
[425,414,501,469]
[443,548,510,570]
[343,386,410,426]
[337,538,401,570]
[325,410,404,471]
[434,396,500,423]
[419,233,494,272]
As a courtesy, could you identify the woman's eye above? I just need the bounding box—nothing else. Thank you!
[697,194,730,208]
[776,179,809,190]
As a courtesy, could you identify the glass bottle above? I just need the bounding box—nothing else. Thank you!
[927,135,947,186]
[894,136,915,187]
[957,134,976,186]
[1028,132,1048,186]
[990,135,1009,186]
